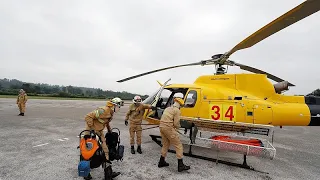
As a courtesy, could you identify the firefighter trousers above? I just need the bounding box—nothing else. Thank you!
[129,123,142,146]
[160,126,183,159]
[18,103,26,113]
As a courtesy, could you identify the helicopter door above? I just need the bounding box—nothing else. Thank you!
[143,78,171,120]
[253,104,273,125]
[153,78,171,107]
[180,89,201,118]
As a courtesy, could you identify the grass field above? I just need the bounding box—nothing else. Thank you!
[0,95,106,101]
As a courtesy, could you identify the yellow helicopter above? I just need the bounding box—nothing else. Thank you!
[117,1,320,170]
[118,0,320,129]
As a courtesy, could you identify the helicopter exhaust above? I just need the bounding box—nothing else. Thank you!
[273,81,289,94]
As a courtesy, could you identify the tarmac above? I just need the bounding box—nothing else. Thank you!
[0,98,320,180]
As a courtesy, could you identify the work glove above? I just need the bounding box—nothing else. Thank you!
[125,120,128,126]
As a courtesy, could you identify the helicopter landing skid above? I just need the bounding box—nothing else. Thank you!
[150,134,268,174]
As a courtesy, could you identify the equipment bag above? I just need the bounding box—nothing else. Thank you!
[89,147,105,169]
[78,160,90,177]
[79,133,100,161]
[117,144,124,160]
[105,128,124,161]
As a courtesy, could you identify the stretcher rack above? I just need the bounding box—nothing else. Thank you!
[150,116,276,173]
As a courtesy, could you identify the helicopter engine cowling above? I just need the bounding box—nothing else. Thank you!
[273,81,289,94]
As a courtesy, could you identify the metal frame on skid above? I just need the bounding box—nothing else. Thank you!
[149,117,276,174]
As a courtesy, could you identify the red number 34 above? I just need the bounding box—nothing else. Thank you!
[211,105,234,121]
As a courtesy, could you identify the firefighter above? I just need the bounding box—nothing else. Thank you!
[84,99,120,179]
[125,95,155,154]
[16,89,28,116]
[157,97,190,172]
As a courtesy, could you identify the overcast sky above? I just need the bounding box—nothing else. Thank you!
[0,0,319,96]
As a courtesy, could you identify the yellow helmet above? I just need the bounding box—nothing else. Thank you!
[173,97,184,106]
[106,100,117,107]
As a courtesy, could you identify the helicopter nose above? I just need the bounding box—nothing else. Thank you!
[305,96,320,126]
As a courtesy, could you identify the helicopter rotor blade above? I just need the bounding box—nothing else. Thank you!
[233,62,295,86]
[116,61,209,83]
[221,0,320,62]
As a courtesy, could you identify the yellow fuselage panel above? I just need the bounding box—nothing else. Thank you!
[268,93,306,103]
[272,103,310,126]
[194,74,236,89]
[143,74,314,126]
[235,74,275,99]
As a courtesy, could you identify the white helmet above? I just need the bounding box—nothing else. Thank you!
[112,97,122,104]
[133,95,142,103]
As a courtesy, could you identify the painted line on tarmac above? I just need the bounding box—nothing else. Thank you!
[32,143,49,148]
[57,138,69,141]
[31,137,70,148]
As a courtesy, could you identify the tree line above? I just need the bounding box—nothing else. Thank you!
[0,78,148,100]
[1,78,319,100]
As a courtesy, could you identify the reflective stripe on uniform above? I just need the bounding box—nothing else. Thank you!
[97,118,104,124]
[94,107,106,124]
[95,110,100,118]
[94,108,105,118]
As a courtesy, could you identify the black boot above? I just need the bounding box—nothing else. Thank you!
[104,165,120,180]
[131,145,135,154]
[178,159,190,172]
[158,156,169,168]
[18,113,22,116]
[21,113,24,116]
[137,145,142,154]
[83,172,92,180]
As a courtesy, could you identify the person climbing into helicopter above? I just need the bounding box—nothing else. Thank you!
[157,97,190,172]
[16,89,28,116]
[125,95,156,154]
[84,99,121,179]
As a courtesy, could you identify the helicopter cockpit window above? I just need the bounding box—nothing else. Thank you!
[157,89,172,109]
[167,92,184,107]
[184,90,197,108]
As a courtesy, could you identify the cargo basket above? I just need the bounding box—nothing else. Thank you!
[178,130,276,160]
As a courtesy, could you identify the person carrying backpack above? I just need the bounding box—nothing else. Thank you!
[84,99,120,179]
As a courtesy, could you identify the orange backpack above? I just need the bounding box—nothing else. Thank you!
[79,137,99,160]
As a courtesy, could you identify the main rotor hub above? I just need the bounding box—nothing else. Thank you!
[211,54,224,60]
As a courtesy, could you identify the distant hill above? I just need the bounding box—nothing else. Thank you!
[0,78,148,100]
[1,78,318,100]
